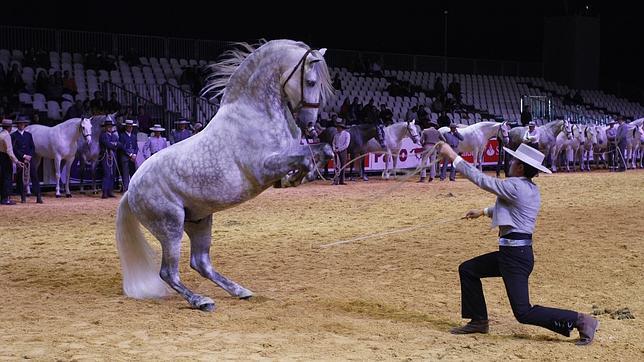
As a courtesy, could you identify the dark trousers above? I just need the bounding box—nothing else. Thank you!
[458,246,578,336]
[607,142,616,169]
[334,150,348,184]
[16,161,41,198]
[119,158,136,192]
[0,153,12,201]
[102,153,116,196]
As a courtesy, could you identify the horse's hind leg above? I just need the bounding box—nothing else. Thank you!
[185,215,253,299]
[142,210,216,311]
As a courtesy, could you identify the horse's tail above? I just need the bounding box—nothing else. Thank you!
[115,193,170,299]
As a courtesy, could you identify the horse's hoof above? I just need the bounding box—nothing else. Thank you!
[237,288,254,299]
[198,302,215,312]
[66,194,72,198]
[194,296,215,312]
[55,194,62,198]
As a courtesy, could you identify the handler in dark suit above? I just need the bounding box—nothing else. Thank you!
[100,118,119,198]
[11,115,42,203]
[118,119,138,192]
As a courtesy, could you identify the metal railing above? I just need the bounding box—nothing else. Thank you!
[2,25,543,78]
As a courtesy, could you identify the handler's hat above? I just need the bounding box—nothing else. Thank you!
[503,143,552,174]
[175,118,191,125]
[149,124,165,132]
[123,119,138,127]
[449,123,458,128]
[1,119,12,127]
[334,119,346,128]
[15,115,30,124]
[607,120,616,125]
[102,119,115,126]
[528,121,536,126]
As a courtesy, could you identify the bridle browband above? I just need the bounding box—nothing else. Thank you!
[281,48,321,116]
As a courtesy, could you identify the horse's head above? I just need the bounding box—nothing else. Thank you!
[562,120,573,140]
[281,46,333,128]
[80,117,92,144]
[584,125,597,145]
[375,123,386,148]
[497,121,510,145]
[406,120,421,144]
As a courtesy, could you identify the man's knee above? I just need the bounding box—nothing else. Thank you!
[458,260,475,277]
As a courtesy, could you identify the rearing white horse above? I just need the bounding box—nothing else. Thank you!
[365,120,421,179]
[27,117,92,197]
[115,40,334,311]
[439,121,509,170]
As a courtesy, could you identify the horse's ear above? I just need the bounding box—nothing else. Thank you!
[318,48,327,56]
[410,119,415,124]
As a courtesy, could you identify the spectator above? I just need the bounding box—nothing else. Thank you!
[448,78,462,103]
[90,91,106,115]
[35,70,49,95]
[437,111,450,128]
[106,92,121,114]
[433,77,445,97]
[45,73,63,102]
[332,74,342,91]
[6,65,25,94]
[135,106,151,134]
[62,70,77,95]
[520,105,532,127]
[379,104,394,125]
[64,100,84,120]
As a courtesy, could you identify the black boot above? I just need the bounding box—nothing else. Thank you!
[36,196,43,204]
[450,319,489,334]
[576,313,599,346]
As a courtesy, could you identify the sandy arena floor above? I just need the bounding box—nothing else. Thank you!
[1,170,643,360]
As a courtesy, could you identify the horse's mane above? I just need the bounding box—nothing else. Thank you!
[200,41,263,100]
[200,39,334,107]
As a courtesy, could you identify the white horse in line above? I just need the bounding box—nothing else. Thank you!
[27,117,92,197]
[365,120,421,179]
[552,122,586,172]
[439,121,509,170]
[115,40,334,311]
[579,125,598,171]
[625,122,643,169]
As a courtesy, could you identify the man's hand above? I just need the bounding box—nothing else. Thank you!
[15,161,25,168]
[23,155,32,162]
[462,209,484,219]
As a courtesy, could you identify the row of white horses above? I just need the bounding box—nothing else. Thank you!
[341,117,644,178]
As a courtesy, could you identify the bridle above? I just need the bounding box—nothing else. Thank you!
[405,122,420,144]
[281,49,321,117]
[79,118,91,141]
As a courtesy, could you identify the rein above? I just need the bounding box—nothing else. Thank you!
[282,49,321,117]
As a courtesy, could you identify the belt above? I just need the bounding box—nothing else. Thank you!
[499,232,532,247]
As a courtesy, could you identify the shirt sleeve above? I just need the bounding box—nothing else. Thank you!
[454,156,518,201]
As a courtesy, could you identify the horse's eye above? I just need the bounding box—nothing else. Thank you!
[306,80,315,87]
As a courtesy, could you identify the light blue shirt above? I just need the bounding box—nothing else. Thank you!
[454,156,541,237]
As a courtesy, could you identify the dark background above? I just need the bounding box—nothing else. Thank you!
[3,0,643,101]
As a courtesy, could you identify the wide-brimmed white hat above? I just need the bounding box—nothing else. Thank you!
[123,119,138,127]
[503,143,552,174]
[149,124,165,132]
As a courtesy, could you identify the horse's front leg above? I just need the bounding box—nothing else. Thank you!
[64,157,73,197]
[185,215,253,300]
[54,156,62,197]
